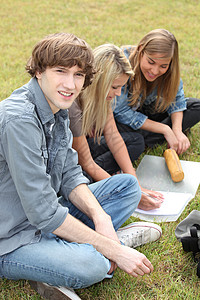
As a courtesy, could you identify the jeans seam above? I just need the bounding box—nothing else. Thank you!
[97,180,136,201]
[2,259,83,288]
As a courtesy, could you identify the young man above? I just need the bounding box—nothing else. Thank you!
[0,33,162,299]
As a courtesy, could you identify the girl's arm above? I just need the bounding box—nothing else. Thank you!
[72,111,163,210]
[166,79,189,154]
[141,114,190,154]
[103,110,136,176]
[140,118,179,151]
[104,110,164,210]
[171,111,190,154]
[72,135,111,181]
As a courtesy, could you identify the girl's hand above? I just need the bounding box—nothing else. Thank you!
[138,188,164,211]
[173,130,190,155]
[163,126,179,151]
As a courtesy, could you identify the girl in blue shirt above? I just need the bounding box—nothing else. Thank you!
[114,29,200,155]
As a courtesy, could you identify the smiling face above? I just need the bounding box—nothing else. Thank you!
[106,73,129,100]
[36,65,85,114]
[140,52,171,82]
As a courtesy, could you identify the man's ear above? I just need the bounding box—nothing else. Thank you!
[35,71,42,79]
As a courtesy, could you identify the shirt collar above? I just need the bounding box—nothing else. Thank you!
[26,77,69,124]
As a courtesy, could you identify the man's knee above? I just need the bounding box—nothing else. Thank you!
[67,249,110,288]
[114,173,139,190]
[109,173,141,206]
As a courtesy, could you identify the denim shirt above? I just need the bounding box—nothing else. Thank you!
[0,78,89,255]
[113,46,187,130]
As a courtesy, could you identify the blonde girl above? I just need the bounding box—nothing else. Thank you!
[69,44,163,210]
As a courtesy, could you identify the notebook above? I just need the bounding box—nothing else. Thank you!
[133,155,200,222]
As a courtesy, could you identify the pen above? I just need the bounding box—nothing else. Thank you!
[141,191,160,201]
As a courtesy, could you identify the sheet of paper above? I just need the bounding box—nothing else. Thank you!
[133,155,200,222]
[135,191,193,216]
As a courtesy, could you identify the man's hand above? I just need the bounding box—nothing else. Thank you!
[115,245,153,277]
[59,184,154,277]
[54,213,154,278]
[94,213,120,274]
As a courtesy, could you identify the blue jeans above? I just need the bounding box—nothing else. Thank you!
[0,174,141,289]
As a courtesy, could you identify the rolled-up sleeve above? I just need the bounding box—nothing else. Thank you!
[59,136,89,197]
[114,88,148,130]
[1,116,68,233]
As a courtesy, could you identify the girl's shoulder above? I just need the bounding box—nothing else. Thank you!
[68,98,82,122]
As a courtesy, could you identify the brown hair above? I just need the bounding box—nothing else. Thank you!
[26,33,95,89]
[128,29,180,112]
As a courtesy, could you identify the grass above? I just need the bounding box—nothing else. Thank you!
[0,0,200,299]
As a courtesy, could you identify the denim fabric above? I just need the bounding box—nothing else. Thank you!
[113,46,187,130]
[0,78,89,256]
[0,174,141,289]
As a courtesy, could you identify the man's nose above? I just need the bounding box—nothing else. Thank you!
[63,74,75,89]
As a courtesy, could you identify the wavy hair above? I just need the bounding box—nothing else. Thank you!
[79,44,134,142]
[128,29,180,111]
[26,33,95,89]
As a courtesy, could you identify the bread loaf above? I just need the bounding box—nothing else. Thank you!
[164,149,184,182]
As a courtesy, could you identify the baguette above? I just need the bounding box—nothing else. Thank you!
[164,149,184,182]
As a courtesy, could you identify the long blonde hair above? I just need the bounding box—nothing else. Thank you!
[128,29,180,112]
[80,44,134,142]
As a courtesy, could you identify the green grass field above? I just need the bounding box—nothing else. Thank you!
[0,0,200,299]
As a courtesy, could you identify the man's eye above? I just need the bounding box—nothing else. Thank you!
[56,69,64,73]
[76,73,85,77]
